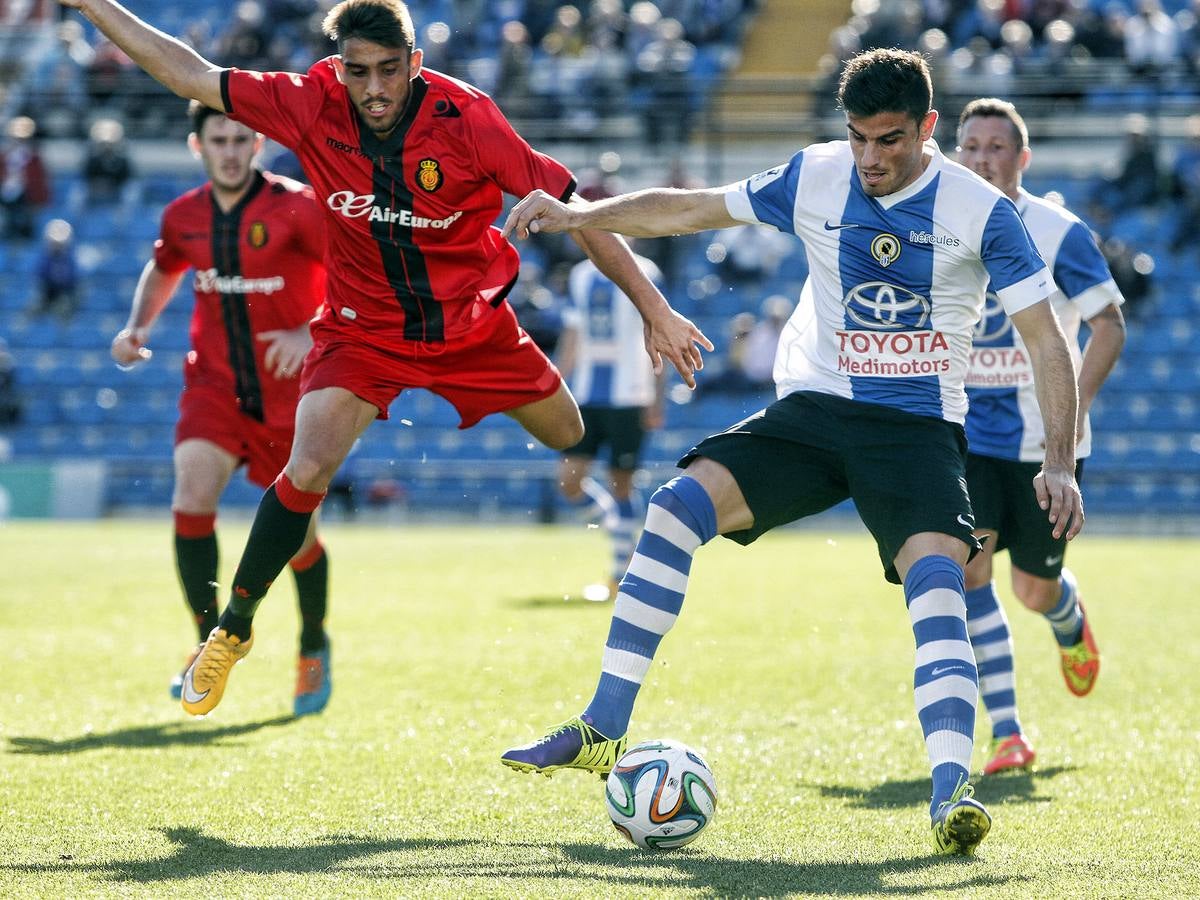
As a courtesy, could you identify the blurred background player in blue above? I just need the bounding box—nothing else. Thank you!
[557,246,666,601]
[109,101,333,717]
[956,98,1126,775]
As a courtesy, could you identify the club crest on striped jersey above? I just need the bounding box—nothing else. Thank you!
[870,232,902,268]
[248,220,269,248]
[416,158,443,193]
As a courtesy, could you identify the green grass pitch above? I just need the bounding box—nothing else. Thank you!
[1,519,1197,897]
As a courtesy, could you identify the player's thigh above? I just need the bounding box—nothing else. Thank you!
[844,410,977,584]
[603,407,647,473]
[287,387,379,489]
[1004,459,1084,581]
[507,383,584,450]
[679,393,850,543]
[172,438,239,511]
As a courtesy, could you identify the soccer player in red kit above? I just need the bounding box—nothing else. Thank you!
[61,0,711,717]
[110,101,335,717]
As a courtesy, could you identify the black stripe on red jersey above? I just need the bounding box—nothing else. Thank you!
[356,77,444,343]
[211,171,267,422]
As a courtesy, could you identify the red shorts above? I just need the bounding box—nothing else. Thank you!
[175,382,294,488]
[300,302,562,428]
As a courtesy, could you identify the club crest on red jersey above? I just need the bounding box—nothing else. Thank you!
[416,158,443,193]
[248,220,269,248]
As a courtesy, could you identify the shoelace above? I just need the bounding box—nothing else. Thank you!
[196,638,237,682]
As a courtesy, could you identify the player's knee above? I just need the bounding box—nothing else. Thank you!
[284,456,338,494]
[545,419,584,452]
[1012,573,1059,613]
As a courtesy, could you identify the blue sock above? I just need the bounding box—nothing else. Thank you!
[905,555,978,817]
[583,476,717,738]
[965,582,1022,739]
[609,494,639,583]
[1044,567,1083,647]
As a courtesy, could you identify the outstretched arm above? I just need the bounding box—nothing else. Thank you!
[111,260,186,367]
[503,187,739,240]
[1011,294,1085,541]
[58,0,226,109]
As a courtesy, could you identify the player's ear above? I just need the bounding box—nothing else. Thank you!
[409,48,423,77]
[187,132,201,159]
[1018,145,1032,174]
[919,109,939,142]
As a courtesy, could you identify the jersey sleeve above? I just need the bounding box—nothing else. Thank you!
[466,98,575,201]
[152,203,191,275]
[723,151,803,234]
[980,197,1054,316]
[1053,220,1124,318]
[294,187,327,263]
[220,68,326,151]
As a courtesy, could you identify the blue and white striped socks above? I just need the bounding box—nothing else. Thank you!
[583,476,717,738]
[906,555,978,815]
[1044,567,1083,647]
[609,494,640,583]
[965,582,1022,739]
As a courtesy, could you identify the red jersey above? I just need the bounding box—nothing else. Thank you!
[154,170,326,429]
[220,62,576,349]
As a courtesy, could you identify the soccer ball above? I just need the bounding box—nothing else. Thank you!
[605,739,718,850]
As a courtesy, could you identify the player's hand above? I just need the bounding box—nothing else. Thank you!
[258,326,313,379]
[111,327,152,368]
[642,309,714,390]
[1033,464,1084,541]
[501,190,578,240]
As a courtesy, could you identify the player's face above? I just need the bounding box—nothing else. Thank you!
[193,116,261,194]
[338,38,424,138]
[956,115,1029,198]
[846,109,937,197]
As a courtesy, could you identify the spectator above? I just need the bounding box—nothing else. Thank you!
[1075,2,1128,60]
[495,20,534,113]
[0,338,20,428]
[1091,113,1162,221]
[710,223,790,286]
[86,37,135,108]
[1101,237,1154,319]
[1168,114,1200,254]
[741,294,792,388]
[1124,0,1178,77]
[702,310,757,394]
[82,116,134,206]
[31,219,79,322]
[0,116,49,240]
[635,17,695,147]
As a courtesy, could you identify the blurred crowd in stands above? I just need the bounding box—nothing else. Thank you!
[3,0,759,144]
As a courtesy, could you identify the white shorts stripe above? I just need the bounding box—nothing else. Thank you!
[601,647,652,684]
[908,588,966,623]
[613,594,678,636]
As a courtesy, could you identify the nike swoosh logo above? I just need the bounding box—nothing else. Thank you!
[957,514,975,529]
[180,663,209,705]
[1045,554,1063,566]
[930,665,960,677]
[824,221,859,231]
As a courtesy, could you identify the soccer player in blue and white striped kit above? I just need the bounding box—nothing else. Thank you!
[956,99,1126,776]
[500,49,1085,855]
[557,251,667,600]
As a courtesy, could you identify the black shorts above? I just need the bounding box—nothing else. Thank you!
[565,405,646,471]
[680,391,980,584]
[966,454,1085,579]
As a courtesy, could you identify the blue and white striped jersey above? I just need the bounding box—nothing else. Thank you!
[965,189,1123,462]
[723,140,1054,424]
[563,255,661,407]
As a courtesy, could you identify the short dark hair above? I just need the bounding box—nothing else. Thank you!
[837,48,933,126]
[957,97,1029,149]
[188,99,226,137]
[323,0,415,53]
